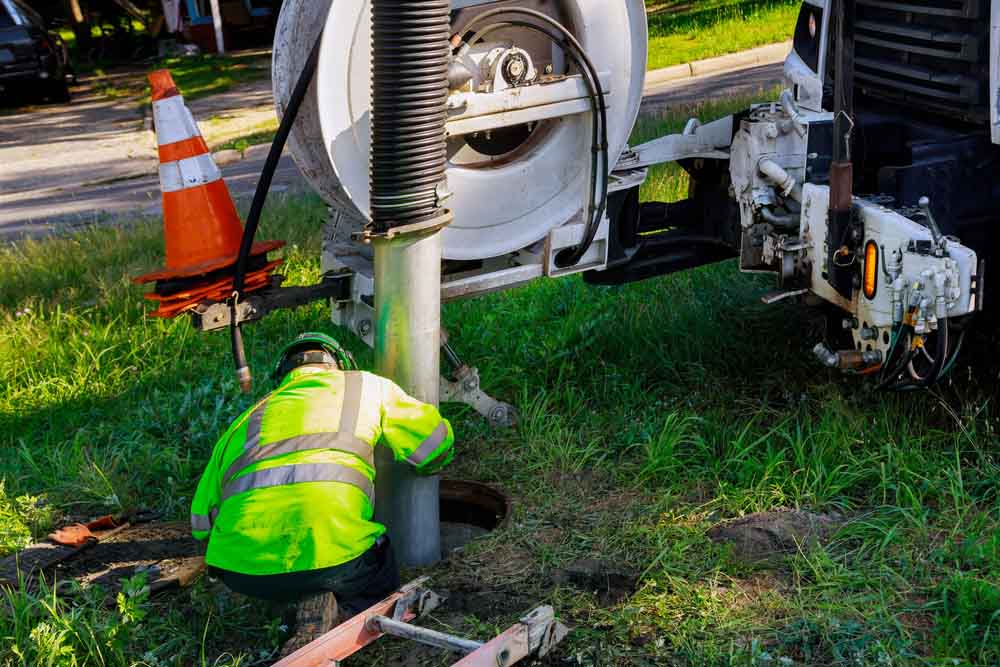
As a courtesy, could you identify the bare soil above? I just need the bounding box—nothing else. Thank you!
[706,509,844,562]
[51,522,204,595]
[550,559,639,607]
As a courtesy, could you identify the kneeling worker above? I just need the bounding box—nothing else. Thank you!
[190,332,455,654]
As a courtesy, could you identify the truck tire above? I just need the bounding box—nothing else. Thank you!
[48,79,71,104]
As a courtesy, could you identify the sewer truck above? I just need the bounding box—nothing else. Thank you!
[169,0,997,416]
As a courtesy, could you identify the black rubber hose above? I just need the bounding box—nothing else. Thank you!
[875,325,916,391]
[460,8,609,268]
[875,349,917,392]
[462,20,602,268]
[229,32,323,393]
[910,321,948,388]
[463,20,601,266]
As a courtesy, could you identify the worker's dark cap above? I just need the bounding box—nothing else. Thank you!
[272,332,358,383]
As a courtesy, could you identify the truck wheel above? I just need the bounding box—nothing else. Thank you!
[48,79,71,104]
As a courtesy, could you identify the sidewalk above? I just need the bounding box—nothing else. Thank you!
[645,41,791,89]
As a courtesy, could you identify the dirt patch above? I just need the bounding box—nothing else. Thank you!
[367,574,542,666]
[707,510,844,562]
[51,522,204,596]
[551,559,638,606]
[439,582,537,620]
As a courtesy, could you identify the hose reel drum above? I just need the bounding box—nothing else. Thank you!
[274,0,649,261]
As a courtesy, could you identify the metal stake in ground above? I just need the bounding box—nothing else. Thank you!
[369,0,453,568]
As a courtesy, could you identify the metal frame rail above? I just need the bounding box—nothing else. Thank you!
[273,577,568,667]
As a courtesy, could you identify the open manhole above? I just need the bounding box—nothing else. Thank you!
[440,480,509,555]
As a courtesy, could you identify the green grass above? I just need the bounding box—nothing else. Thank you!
[154,52,270,102]
[206,118,280,156]
[85,51,271,107]
[645,0,799,70]
[3,92,1000,666]
[81,0,797,113]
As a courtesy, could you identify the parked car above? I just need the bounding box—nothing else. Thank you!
[0,0,72,103]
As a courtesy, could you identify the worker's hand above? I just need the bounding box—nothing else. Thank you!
[48,523,97,548]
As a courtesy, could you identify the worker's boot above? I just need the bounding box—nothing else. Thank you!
[278,592,339,658]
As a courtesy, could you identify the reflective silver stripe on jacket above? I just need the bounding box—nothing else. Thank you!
[191,513,213,532]
[225,371,370,483]
[242,400,267,452]
[223,432,374,485]
[407,421,449,466]
[221,462,374,504]
[338,372,364,441]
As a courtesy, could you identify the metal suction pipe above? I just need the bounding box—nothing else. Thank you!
[370,0,451,567]
[758,158,802,202]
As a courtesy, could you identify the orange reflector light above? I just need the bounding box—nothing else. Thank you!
[863,241,879,300]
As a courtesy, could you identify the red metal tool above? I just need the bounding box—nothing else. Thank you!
[273,577,439,666]
[272,578,568,667]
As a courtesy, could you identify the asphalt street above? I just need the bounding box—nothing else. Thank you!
[0,145,304,240]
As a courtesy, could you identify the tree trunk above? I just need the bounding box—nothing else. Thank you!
[64,0,93,60]
[67,0,83,22]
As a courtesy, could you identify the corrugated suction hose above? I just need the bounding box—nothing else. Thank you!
[370,0,451,232]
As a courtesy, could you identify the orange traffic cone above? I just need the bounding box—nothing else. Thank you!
[134,69,284,318]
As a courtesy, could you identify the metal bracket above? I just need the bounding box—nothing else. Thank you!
[760,288,809,305]
[353,210,454,243]
[393,587,443,622]
[440,335,517,428]
[190,271,353,332]
[440,366,517,428]
[522,606,571,658]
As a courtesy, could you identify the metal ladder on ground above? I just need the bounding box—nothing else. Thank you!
[273,577,569,667]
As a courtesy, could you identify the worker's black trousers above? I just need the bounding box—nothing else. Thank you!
[215,535,401,616]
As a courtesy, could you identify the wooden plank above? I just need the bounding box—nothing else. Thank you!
[148,556,206,594]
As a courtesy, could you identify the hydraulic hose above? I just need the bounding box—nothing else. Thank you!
[229,32,323,393]
[459,8,609,269]
[875,349,916,392]
[938,328,966,379]
[759,206,799,229]
[875,323,914,391]
[908,322,948,388]
[463,19,602,268]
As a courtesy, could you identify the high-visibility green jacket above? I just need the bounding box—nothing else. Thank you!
[190,366,454,575]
